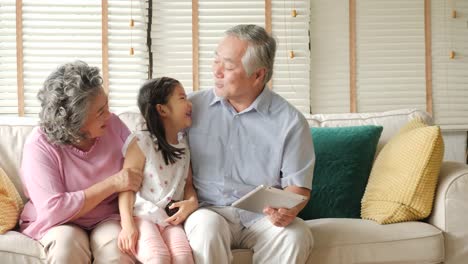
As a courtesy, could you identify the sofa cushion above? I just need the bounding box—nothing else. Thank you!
[361,118,444,224]
[307,218,444,264]
[0,118,37,203]
[231,219,444,264]
[117,107,144,132]
[0,167,23,234]
[0,231,45,260]
[307,109,432,154]
[299,126,382,220]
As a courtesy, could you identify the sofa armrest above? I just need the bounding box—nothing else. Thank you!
[427,161,468,264]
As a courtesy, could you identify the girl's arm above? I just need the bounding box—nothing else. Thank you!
[118,138,146,255]
[165,164,198,226]
[183,165,198,206]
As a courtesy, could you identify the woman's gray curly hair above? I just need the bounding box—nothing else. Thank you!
[37,60,103,145]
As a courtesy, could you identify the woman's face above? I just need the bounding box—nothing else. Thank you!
[80,89,111,139]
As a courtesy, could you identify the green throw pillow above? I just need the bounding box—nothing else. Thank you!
[299,125,383,220]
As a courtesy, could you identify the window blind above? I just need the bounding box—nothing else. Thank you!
[21,0,103,115]
[431,0,468,130]
[272,0,310,114]
[0,0,148,116]
[310,0,350,114]
[0,0,18,115]
[151,0,193,92]
[3,0,312,116]
[355,0,426,113]
[108,0,149,112]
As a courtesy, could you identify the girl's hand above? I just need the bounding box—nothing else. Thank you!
[164,198,198,225]
[118,222,139,256]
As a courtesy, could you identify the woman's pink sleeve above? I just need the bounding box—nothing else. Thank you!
[21,140,85,228]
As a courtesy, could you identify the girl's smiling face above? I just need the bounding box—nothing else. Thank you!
[161,84,193,132]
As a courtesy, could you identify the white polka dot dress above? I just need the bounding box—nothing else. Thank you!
[122,131,190,226]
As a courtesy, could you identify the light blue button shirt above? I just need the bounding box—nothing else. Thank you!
[188,87,315,227]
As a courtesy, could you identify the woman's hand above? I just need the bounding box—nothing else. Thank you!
[118,221,139,256]
[113,168,143,192]
[70,168,142,221]
[164,197,198,226]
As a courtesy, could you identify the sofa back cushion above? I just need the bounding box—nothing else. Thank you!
[307,109,432,154]
[0,108,432,205]
[0,117,37,202]
[361,118,444,224]
[299,125,383,220]
[117,107,144,132]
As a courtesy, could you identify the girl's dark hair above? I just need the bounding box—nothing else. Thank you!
[137,77,185,165]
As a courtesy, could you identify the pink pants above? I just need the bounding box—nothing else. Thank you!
[135,218,194,264]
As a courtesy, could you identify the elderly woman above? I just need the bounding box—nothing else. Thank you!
[19,61,142,263]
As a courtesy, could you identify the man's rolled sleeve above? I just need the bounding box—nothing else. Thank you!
[280,116,315,190]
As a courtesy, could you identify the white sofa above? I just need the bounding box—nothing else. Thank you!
[1,108,468,264]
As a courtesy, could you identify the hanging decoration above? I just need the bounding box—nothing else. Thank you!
[130,0,135,55]
[291,9,297,18]
[290,0,296,59]
[449,50,455,59]
[283,0,296,60]
[448,0,456,59]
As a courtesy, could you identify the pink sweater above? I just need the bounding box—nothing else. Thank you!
[20,114,130,240]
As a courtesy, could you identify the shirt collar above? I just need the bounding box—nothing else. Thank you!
[209,88,222,106]
[250,86,272,115]
[209,86,272,115]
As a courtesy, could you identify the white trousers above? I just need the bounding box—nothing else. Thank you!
[184,207,314,264]
[40,220,135,264]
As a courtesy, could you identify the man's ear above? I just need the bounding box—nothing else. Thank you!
[254,68,267,85]
[156,104,168,117]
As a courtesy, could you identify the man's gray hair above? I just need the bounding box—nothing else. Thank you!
[225,24,277,86]
[37,60,103,145]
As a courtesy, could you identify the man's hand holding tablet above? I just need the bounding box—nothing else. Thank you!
[231,185,307,214]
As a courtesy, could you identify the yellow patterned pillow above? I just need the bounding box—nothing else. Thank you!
[0,167,24,234]
[361,118,444,224]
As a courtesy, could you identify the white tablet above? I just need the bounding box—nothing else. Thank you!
[231,185,308,214]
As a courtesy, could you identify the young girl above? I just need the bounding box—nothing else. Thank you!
[118,77,197,264]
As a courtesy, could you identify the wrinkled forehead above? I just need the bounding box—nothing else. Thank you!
[214,36,248,60]
[87,89,108,113]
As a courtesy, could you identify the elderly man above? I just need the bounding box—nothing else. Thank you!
[186,24,315,264]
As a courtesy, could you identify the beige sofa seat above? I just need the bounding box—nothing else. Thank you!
[1,109,467,264]
[308,219,443,264]
[0,231,45,263]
